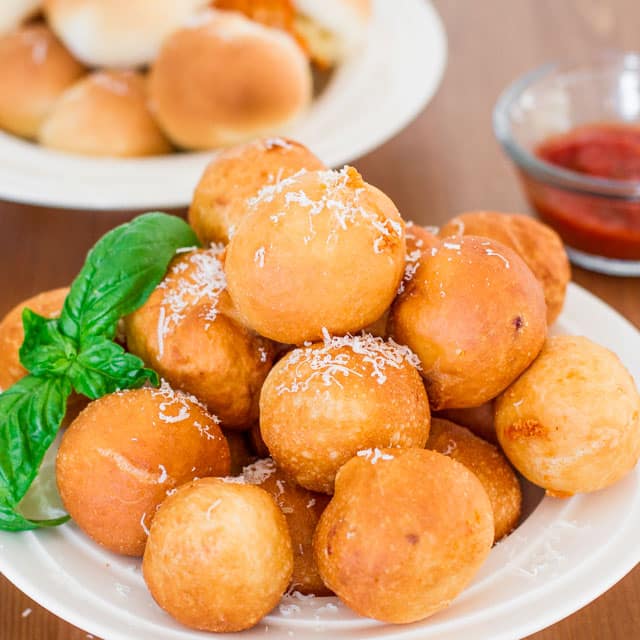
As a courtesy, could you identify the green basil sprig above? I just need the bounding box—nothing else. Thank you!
[0,212,199,531]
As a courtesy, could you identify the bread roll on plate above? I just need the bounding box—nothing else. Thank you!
[0,24,85,139]
[149,9,312,150]
[0,0,41,36]
[39,70,171,157]
[43,0,210,67]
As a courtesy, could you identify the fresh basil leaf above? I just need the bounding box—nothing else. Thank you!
[59,213,199,344]
[0,502,69,532]
[67,338,158,399]
[0,375,71,522]
[19,309,77,377]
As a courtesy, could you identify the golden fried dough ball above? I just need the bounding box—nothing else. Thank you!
[495,336,640,497]
[143,477,293,632]
[222,429,257,475]
[189,137,325,245]
[0,287,69,391]
[56,384,230,556]
[248,422,270,458]
[440,211,570,325]
[389,235,547,410]
[40,70,172,157]
[125,247,276,428]
[260,333,430,493]
[314,448,494,623]
[436,401,497,444]
[427,418,521,541]
[244,458,331,594]
[0,24,85,139]
[225,167,406,344]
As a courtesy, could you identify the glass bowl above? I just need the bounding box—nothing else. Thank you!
[494,53,640,276]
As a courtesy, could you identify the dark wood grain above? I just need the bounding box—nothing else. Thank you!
[1,0,639,637]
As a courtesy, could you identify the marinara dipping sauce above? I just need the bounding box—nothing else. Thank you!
[522,122,640,262]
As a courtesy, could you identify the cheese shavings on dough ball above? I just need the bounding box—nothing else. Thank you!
[426,418,521,542]
[125,247,276,428]
[440,211,570,325]
[225,167,406,344]
[143,477,293,632]
[259,331,430,493]
[389,235,547,410]
[189,137,325,245]
[313,448,494,623]
[495,336,640,497]
[56,385,230,556]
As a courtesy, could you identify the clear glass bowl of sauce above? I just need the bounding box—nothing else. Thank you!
[494,53,640,276]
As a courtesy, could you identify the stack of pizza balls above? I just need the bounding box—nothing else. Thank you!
[2,138,640,633]
[0,0,370,156]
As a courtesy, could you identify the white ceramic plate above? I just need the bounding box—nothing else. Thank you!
[1,282,639,640]
[0,0,447,211]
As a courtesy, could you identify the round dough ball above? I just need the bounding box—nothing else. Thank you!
[435,401,497,444]
[0,24,85,138]
[389,235,547,410]
[440,211,570,325]
[0,1,41,37]
[189,137,325,245]
[143,477,293,632]
[125,247,276,428]
[244,458,331,595]
[313,448,494,623]
[56,384,230,556]
[44,0,210,67]
[40,70,171,157]
[260,333,430,493]
[427,418,521,541]
[148,10,312,150]
[495,335,640,497]
[0,287,69,390]
[225,167,406,344]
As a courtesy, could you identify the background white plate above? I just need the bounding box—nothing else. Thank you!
[0,282,639,640]
[0,0,447,211]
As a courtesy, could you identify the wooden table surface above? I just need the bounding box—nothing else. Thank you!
[1,0,639,638]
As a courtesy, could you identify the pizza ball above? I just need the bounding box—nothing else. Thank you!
[389,235,547,410]
[189,137,325,245]
[313,448,494,623]
[426,418,521,541]
[225,167,406,344]
[125,247,276,428]
[143,477,293,632]
[56,384,230,556]
[495,335,640,497]
[260,332,430,493]
[435,401,497,444]
[244,458,331,595]
[0,24,85,139]
[440,211,570,325]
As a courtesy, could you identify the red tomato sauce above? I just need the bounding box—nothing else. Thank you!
[524,123,640,260]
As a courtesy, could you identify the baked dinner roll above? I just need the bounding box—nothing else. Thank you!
[440,211,571,325]
[143,477,293,632]
[125,246,276,428]
[189,137,325,245]
[293,0,371,67]
[495,335,640,497]
[426,418,521,542]
[389,235,547,410]
[39,70,171,157]
[225,167,406,344]
[260,332,430,493]
[43,0,210,67]
[314,448,494,623]
[148,10,312,150]
[56,384,230,556]
[0,24,84,139]
[0,1,41,37]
